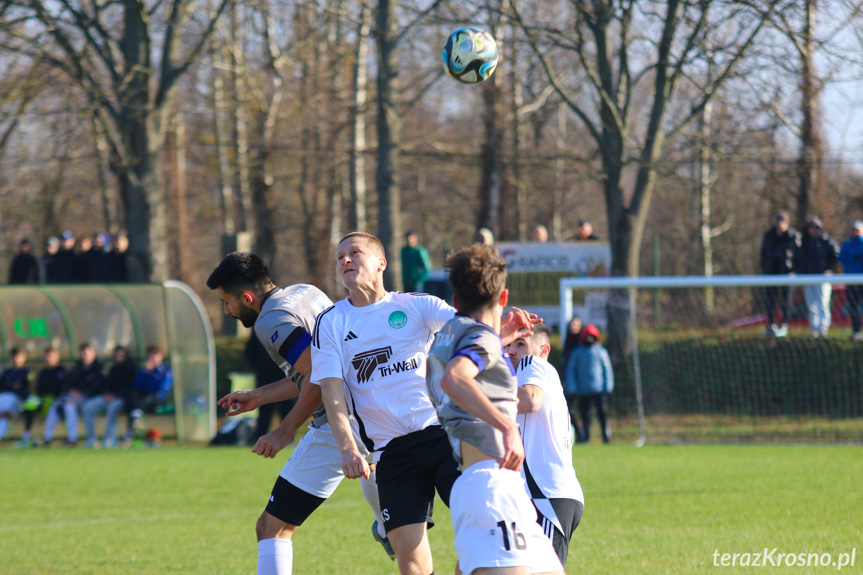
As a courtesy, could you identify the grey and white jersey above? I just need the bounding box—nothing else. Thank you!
[426,313,518,466]
[254,285,333,421]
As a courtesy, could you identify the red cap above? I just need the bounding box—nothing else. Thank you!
[580,324,600,344]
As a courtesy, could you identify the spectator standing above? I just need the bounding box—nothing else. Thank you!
[565,324,614,443]
[839,219,863,342]
[0,348,31,443]
[48,230,78,284]
[72,235,92,283]
[531,224,549,243]
[82,232,114,283]
[244,334,298,445]
[561,315,584,431]
[759,211,802,337]
[400,230,432,292]
[21,347,67,447]
[82,345,135,448]
[8,238,40,284]
[575,219,600,241]
[799,217,840,337]
[43,343,105,446]
[40,236,60,283]
[111,232,129,282]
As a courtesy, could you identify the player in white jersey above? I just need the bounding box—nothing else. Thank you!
[312,232,538,575]
[506,324,584,567]
[207,253,391,575]
[426,244,563,575]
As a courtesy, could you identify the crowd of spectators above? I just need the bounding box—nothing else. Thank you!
[7,230,130,285]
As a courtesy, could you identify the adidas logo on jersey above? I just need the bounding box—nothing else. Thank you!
[344,331,358,341]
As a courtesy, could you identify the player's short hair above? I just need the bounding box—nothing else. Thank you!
[206,252,274,296]
[527,323,551,349]
[10,347,24,357]
[338,232,386,257]
[446,244,508,314]
[146,345,163,357]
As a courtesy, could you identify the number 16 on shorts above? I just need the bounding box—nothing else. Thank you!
[496,520,527,551]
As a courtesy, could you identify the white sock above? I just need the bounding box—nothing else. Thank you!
[360,471,387,538]
[0,418,8,440]
[257,538,292,575]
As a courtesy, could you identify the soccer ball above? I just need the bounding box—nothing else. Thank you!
[441,27,498,84]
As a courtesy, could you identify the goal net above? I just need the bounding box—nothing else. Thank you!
[559,274,863,445]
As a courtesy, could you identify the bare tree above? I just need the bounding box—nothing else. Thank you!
[0,1,231,281]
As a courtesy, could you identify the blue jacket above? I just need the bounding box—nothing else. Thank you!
[564,343,614,396]
[134,364,173,401]
[839,236,863,274]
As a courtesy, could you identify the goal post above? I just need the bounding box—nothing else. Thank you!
[559,274,863,445]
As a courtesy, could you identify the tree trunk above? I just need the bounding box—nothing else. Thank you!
[375,0,402,290]
[348,0,371,232]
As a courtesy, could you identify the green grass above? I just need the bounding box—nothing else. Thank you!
[2,444,861,574]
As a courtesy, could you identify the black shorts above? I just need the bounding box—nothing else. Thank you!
[535,497,584,567]
[264,476,327,527]
[375,426,461,531]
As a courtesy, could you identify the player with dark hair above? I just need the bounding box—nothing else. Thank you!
[427,244,563,575]
[207,252,389,575]
[506,323,584,567]
[312,233,538,575]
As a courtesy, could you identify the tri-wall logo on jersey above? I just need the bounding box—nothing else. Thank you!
[352,347,393,383]
[351,346,420,383]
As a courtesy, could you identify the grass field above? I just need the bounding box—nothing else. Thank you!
[2,443,861,574]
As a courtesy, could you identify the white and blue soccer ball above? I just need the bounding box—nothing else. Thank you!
[441,27,499,84]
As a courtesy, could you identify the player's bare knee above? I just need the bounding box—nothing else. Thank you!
[256,511,296,542]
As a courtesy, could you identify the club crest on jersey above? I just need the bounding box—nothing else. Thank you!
[352,347,393,384]
[388,311,408,329]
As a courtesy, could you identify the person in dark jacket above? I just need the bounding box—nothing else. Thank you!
[81,232,114,283]
[40,236,60,283]
[20,347,67,447]
[43,343,105,446]
[47,230,78,284]
[82,345,134,448]
[759,211,802,337]
[0,348,31,443]
[564,324,614,443]
[798,216,840,337]
[110,232,129,282]
[839,219,863,342]
[8,238,40,284]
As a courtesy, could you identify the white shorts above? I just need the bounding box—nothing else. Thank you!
[279,423,346,498]
[451,460,563,575]
[0,392,22,415]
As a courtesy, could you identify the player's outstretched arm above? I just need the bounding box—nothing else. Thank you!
[217,376,300,416]
[440,356,524,471]
[318,377,370,480]
[252,377,321,459]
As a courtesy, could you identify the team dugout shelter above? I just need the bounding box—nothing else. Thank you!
[0,281,215,443]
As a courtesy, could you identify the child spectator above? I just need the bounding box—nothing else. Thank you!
[565,324,614,443]
[0,348,31,444]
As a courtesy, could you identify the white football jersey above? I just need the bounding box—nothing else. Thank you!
[310,291,456,452]
[516,355,584,503]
